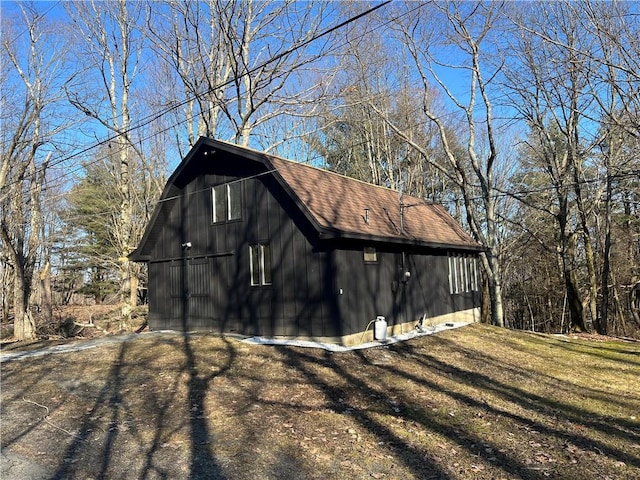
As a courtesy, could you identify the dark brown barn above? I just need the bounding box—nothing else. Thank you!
[130,137,483,345]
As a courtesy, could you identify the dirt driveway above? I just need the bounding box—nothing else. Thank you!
[1,325,639,480]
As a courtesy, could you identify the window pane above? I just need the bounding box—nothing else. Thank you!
[261,244,272,285]
[461,256,468,293]
[250,245,260,286]
[213,185,226,223]
[364,247,377,262]
[228,182,241,220]
[453,255,459,293]
[472,257,478,291]
[448,254,454,294]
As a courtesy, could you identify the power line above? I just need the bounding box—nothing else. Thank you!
[3,1,61,44]
[55,152,639,227]
[13,0,425,200]
[4,1,392,197]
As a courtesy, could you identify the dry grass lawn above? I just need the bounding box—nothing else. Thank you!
[1,323,639,479]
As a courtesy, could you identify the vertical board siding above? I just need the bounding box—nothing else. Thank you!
[144,148,480,338]
[170,263,183,319]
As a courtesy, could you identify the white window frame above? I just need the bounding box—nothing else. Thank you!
[448,254,455,294]
[212,182,241,223]
[473,257,479,292]
[250,243,271,287]
[448,253,479,294]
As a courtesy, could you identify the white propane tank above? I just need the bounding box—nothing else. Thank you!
[374,316,387,341]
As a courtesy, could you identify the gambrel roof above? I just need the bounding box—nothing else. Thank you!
[130,137,483,261]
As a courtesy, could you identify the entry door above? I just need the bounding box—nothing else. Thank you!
[170,258,212,324]
[187,258,210,319]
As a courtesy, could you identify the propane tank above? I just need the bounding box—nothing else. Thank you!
[374,316,387,341]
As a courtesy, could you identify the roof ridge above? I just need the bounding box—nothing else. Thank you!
[268,152,439,203]
[202,136,438,205]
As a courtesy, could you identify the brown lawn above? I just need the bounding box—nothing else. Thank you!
[1,323,639,479]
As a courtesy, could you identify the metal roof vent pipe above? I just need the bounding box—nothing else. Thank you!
[374,316,387,341]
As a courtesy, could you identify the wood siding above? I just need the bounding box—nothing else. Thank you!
[147,150,336,336]
[329,244,478,336]
[145,148,479,338]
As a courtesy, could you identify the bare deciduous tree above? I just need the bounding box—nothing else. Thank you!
[503,0,640,333]
[383,1,508,327]
[146,0,337,153]
[1,6,68,339]
[64,0,163,326]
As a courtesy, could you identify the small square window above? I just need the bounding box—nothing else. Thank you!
[364,247,377,263]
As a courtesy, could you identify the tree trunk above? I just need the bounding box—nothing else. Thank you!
[630,282,640,330]
[481,275,491,324]
[13,259,35,340]
[573,164,598,330]
[129,271,139,308]
[1,262,11,324]
[598,170,613,335]
[39,261,53,324]
[563,235,587,332]
[487,252,505,327]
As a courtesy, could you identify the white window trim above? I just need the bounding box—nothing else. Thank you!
[250,245,259,286]
[449,253,478,294]
[250,243,271,287]
[212,182,241,223]
[260,244,271,286]
[448,254,454,294]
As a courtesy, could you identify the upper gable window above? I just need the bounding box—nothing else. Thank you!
[212,182,241,223]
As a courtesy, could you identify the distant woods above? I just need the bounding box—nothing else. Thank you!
[1,1,638,339]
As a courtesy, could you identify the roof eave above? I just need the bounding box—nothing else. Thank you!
[128,252,150,263]
[317,228,485,252]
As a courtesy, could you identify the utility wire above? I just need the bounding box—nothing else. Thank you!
[8,1,434,202]
[57,155,639,226]
[3,0,392,196]
[3,1,61,43]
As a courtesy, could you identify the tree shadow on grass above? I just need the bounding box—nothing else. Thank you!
[426,333,640,412]
[387,340,640,469]
[49,340,132,480]
[135,333,235,480]
[471,328,640,367]
[1,354,74,452]
[45,332,235,480]
[180,333,234,480]
[277,345,553,480]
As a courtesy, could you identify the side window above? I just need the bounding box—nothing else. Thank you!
[213,185,226,223]
[448,253,478,294]
[250,245,260,286]
[448,254,455,294]
[250,243,272,286]
[212,182,241,223]
[261,244,272,285]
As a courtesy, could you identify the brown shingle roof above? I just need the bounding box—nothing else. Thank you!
[129,137,483,262]
[266,155,481,250]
